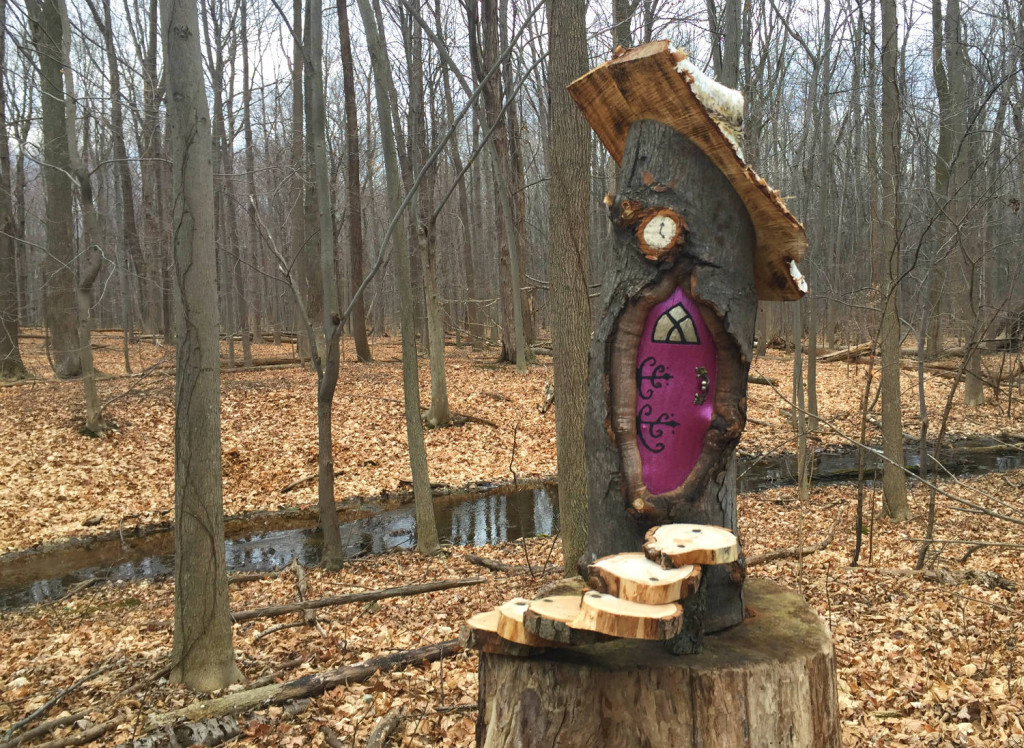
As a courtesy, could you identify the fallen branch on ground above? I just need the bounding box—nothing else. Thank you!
[746,509,844,567]
[365,708,404,748]
[145,641,460,731]
[873,567,1017,591]
[464,554,558,576]
[31,718,121,748]
[150,578,485,629]
[2,662,119,745]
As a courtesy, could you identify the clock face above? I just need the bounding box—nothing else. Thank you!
[641,215,677,251]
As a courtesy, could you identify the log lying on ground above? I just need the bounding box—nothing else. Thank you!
[816,342,873,363]
[465,554,558,576]
[643,525,739,567]
[587,552,700,604]
[147,640,459,730]
[230,578,484,623]
[149,578,484,628]
[476,579,840,747]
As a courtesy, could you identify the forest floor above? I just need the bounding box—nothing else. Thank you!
[0,332,1022,746]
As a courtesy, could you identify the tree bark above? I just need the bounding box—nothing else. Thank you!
[476,579,839,747]
[307,0,344,567]
[0,0,26,380]
[406,4,451,427]
[337,0,371,362]
[356,0,439,554]
[583,121,756,632]
[878,0,909,521]
[162,0,241,691]
[548,0,591,573]
[28,0,80,378]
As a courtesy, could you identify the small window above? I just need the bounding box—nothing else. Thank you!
[651,303,699,344]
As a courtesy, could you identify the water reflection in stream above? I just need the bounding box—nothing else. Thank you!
[0,485,558,609]
[2,438,1021,610]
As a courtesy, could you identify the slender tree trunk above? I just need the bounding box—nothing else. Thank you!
[93,0,148,346]
[162,0,241,691]
[28,0,80,378]
[441,68,481,349]
[306,0,345,567]
[0,0,26,380]
[879,0,909,521]
[357,0,439,554]
[405,4,451,427]
[337,0,371,362]
[242,0,261,351]
[547,0,590,572]
[139,0,165,338]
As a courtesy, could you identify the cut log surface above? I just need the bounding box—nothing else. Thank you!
[495,598,560,648]
[587,552,701,604]
[573,591,682,640]
[643,524,739,567]
[477,579,840,748]
[460,610,543,656]
[522,595,610,646]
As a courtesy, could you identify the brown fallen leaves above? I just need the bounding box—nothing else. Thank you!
[1,334,1024,745]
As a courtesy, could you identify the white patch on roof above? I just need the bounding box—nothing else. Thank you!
[789,259,809,294]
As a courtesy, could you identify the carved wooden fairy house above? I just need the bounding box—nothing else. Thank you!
[574,41,809,633]
[466,41,839,748]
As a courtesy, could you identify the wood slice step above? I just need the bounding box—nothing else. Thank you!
[643,524,739,567]
[523,595,611,646]
[573,590,683,640]
[496,598,562,648]
[587,552,701,605]
[460,609,545,656]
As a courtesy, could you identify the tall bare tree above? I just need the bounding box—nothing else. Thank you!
[0,0,26,380]
[547,0,590,571]
[357,0,439,554]
[162,0,242,690]
[878,0,909,521]
[337,0,372,362]
[28,0,80,378]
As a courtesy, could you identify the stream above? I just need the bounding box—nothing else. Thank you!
[1,437,1021,610]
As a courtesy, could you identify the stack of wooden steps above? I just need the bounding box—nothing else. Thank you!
[460,524,738,655]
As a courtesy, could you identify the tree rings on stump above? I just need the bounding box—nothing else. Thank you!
[643,523,739,567]
[587,552,701,604]
[476,579,840,748]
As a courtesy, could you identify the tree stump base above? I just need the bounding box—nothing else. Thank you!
[475,579,839,748]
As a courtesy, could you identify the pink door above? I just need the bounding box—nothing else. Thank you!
[635,286,717,495]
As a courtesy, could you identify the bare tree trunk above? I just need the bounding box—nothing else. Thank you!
[404,4,451,427]
[241,0,261,355]
[302,0,345,567]
[337,0,371,362]
[879,0,909,521]
[441,67,481,349]
[0,0,26,380]
[54,0,104,429]
[357,0,439,555]
[139,0,165,338]
[548,0,590,572]
[467,0,527,370]
[28,0,81,378]
[162,0,241,692]
[92,0,148,349]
